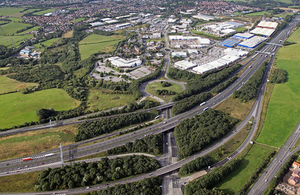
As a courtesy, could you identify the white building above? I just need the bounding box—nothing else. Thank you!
[250,28,275,37]
[172,52,187,58]
[224,48,249,57]
[187,49,198,55]
[193,14,216,21]
[174,60,197,70]
[192,55,240,74]
[90,22,104,27]
[107,57,142,68]
[169,35,210,45]
[150,33,162,39]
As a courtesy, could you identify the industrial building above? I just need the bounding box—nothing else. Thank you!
[218,38,241,48]
[107,57,142,68]
[169,35,210,48]
[116,23,131,28]
[257,21,278,29]
[238,36,267,48]
[250,28,275,37]
[192,55,240,74]
[171,52,187,58]
[224,48,249,57]
[90,22,104,27]
[233,32,255,40]
[187,49,199,55]
[204,21,244,33]
[174,60,197,70]
[193,14,216,21]
[221,29,236,35]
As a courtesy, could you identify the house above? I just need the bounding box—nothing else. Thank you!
[288,176,300,185]
[293,162,300,169]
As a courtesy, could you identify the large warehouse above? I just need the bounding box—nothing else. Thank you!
[233,32,255,40]
[250,28,275,37]
[169,35,211,48]
[238,36,267,48]
[107,57,142,68]
[174,60,197,70]
[192,55,240,74]
[218,38,241,48]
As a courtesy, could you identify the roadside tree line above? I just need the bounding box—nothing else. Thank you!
[34,155,160,191]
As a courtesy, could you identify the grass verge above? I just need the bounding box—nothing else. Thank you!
[0,125,77,161]
[0,170,41,192]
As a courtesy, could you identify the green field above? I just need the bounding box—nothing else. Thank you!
[217,145,274,194]
[87,88,135,111]
[1,22,32,35]
[234,27,248,33]
[34,38,58,50]
[0,7,25,17]
[79,34,123,60]
[0,170,41,192]
[233,12,243,15]
[246,11,271,16]
[71,17,86,23]
[0,89,80,129]
[146,81,183,103]
[0,76,37,94]
[8,18,23,22]
[33,9,56,15]
[0,34,33,47]
[256,29,300,147]
[17,26,39,35]
[191,29,221,40]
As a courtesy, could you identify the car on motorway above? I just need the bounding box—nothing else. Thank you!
[16,171,19,173]
[265,171,267,173]
[25,165,28,168]
[6,172,9,174]
[265,179,268,182]
[86,187,90,189]
[163,122,166,124]
[41,162,44,165]
[97,186,101,189]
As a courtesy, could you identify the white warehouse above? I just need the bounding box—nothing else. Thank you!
[174,60,197,70]
[107,57,142,68]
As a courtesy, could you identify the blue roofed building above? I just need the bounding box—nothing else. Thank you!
[218,38,241,48]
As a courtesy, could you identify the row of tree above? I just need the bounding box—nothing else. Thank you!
[87,177,162,195]
[270,69,287,84]
[107,134,163,156]
[84,100,160,120]
[178,156,214,176]
[175,109,238,160]
[184,159,241,195]
[75,112,156,142]
[172,64,241,101]
[171,92,212,115]
[34,155,160,191]
[211,76,238,94]
[233,62,267,102]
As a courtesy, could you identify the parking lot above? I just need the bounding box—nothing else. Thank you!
[91,63,152,82]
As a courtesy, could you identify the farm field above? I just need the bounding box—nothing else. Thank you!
[71,18,86,23]
[34,38,58,50]
[0,7,25,17]
[1,22,32,35]
[0,76,37,94]
[17,26,39,35]
[256,44,300,147]
[0,34,33,46]
[0,125,77,161]
[146,81,183,103]
[0,89,80,129]
[79,34,123,60]
[216,145,275,194]
[246,11,271,16]
[8,18,23,22]
[0,170,41,192]
[62,31,73,38]
[87,88,135,111]
[285,27,300,43]
[33,9,56,15]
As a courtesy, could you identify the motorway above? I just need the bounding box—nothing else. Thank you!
[1,16,299,195]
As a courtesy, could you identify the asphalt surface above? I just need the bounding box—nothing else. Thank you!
[1,16,299,195]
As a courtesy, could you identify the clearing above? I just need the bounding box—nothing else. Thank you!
[146,81,184,103]
[87,88,135,112]
[256,30,300,147]
[0,76,37,94]
[79,34,123,60]
[0,89,80,129]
